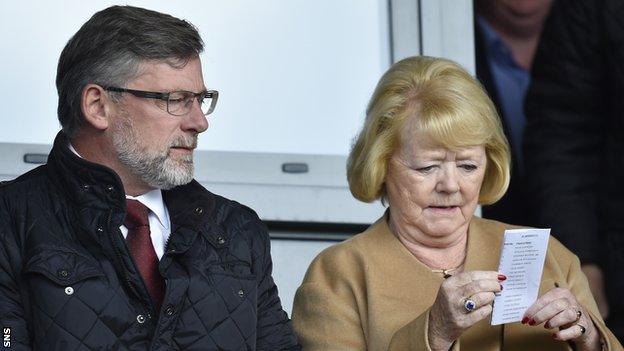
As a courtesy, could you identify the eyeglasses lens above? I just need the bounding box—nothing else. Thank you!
[167,91,214,116]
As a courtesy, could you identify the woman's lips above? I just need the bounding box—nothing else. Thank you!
[427,206,460,213]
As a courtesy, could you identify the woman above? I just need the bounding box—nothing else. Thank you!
[291,57,621,350]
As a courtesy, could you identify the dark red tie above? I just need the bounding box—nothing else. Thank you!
[124,199,165,311]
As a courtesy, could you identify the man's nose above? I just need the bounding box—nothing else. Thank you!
[181,99,209,133]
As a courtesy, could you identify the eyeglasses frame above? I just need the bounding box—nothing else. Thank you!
[102,86,219,116]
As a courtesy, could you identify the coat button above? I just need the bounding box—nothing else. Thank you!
[96,227,104,233]
[238,289,245,298]
[58,269,70,278]
[164,306,175,316]
[82,184,90,191]
[64,287,74,295]
[194,207,203,215]
[217,236,226,245]
[106,185,115,192]
[136,314,146,324]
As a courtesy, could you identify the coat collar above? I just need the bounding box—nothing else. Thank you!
[367,213,505,278]
[46,131,215,233]
[47,131,127,224]
[463,217,505,272]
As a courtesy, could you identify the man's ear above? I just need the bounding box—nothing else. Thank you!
[81,84,113,130]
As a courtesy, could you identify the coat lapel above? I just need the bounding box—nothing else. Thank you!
[463,217,506,273]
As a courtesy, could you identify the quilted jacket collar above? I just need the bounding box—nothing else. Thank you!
[46,131,215,234]
[47,132,126,219]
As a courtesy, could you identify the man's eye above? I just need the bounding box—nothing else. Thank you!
[169,92,192,103]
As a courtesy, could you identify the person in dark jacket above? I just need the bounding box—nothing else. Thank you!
[0,5,300,350]
[524,0,624,342]
[474,0,552,226]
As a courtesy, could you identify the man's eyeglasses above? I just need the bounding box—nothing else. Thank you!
[103,86,219,116]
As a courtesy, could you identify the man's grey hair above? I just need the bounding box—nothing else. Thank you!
[55,5,204,137]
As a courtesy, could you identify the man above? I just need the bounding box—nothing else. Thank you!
[474,0,553,226]
[524,0,623,340]
[0,6,300,350]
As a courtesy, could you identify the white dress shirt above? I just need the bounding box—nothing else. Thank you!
[69,144,172,260]
[122,190,171,260]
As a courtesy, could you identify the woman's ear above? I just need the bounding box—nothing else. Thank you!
[81,84,112,131]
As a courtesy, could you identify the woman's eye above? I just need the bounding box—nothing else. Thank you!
[459,164,477,171]
[416,165,436,173]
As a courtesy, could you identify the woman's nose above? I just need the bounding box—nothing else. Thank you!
[435,165,460,193]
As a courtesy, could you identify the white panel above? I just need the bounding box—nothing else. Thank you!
[390,0,421,62]
[0,142,386,223]
[270,239,336,315]
[420,0,475,73]
[207,182,384,223]
[0,0,391,156]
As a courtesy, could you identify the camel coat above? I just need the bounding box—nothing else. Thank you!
[292,216,622,350]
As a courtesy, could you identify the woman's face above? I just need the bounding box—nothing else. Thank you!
[386,126,487,242]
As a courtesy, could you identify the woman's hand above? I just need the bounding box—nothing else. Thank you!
[428,271,505,351]
[523,287,601,351]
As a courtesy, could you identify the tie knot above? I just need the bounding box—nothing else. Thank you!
[124,199,149,229]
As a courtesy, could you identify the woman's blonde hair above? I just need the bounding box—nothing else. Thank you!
[347,56,510,204]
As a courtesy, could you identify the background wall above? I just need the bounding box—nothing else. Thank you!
[0,0,390,156]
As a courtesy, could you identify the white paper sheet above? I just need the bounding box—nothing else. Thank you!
[491,228,550,325]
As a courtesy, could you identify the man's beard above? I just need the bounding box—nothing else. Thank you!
[112,117,197,190]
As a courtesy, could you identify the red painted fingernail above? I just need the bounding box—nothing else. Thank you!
[498,274,507,281]
[529,319,536,326]
[544,322,550,329]
[521,317,529,324]
[552,333,558,339]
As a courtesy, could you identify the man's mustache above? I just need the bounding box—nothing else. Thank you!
[170,135,197,149]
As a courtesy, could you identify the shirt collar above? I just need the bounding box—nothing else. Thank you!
[68,143,81,158]
[476,16,501,48]
[476,15,519,68]
[69,142,169,230]
[127,190,169,230]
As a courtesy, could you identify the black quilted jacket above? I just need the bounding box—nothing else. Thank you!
[0,132,301,350]
[523,0,624,338]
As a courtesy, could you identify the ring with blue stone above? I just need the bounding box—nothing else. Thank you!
[463,298,477,313]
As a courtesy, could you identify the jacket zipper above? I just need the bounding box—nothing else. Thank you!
[106,209,154,318]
